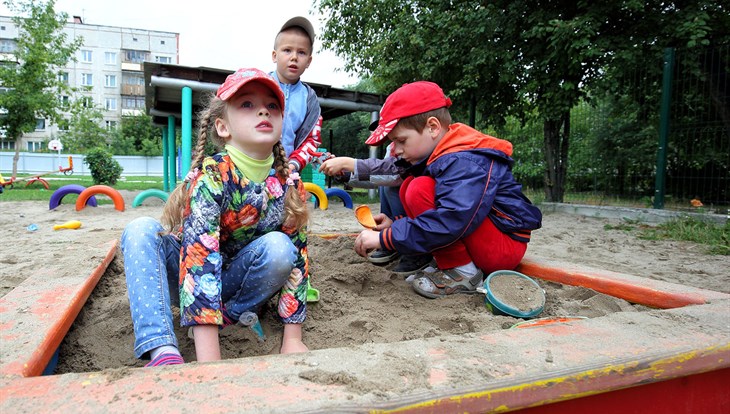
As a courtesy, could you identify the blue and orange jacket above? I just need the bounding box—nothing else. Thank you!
[380,123,542,256]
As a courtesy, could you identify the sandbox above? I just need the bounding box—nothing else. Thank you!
[0,201,728,412]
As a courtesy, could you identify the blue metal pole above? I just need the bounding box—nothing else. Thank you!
[167,116,176,191]
[162,127,169,192]
[181,86,193,174]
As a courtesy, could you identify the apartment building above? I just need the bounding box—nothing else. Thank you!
[0,15,178,152]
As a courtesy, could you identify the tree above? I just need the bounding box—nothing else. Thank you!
[0,0,82,177]
[61,97,108,153]
[109,113,163,156]
[317,0,729,202]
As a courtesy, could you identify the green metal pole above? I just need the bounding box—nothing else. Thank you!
[181,86,192,174]
[653,48,674,210]
[162,127,169,192]
[167,116,176,191]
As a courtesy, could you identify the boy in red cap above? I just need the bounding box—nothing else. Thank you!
[354,81,542,298]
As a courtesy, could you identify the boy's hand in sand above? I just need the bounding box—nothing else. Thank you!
[355,229,382,257]
[319,156,355,176]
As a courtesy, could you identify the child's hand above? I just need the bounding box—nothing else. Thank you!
[371,213,393,230]
[354,229,381,257]
[319,157,355,176]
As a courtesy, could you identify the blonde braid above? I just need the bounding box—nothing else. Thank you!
[160,98,221,232]
[274,141,309,230]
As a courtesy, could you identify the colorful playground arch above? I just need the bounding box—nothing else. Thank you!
[303,182,328,210]
[49,184,98,210]
[132,189,169,207]
[75,185,125,212]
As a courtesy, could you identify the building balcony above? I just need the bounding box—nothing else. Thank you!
[121,84,145,96]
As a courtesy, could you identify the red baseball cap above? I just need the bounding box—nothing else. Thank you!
[216,68,286,111]
[365,81,452,146]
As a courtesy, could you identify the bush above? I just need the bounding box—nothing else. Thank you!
[84,147,123,185]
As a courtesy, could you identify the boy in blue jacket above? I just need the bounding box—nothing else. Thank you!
[271,16,323,172]
[354,81,542,299]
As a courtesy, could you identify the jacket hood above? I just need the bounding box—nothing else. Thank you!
[428,123,513,164]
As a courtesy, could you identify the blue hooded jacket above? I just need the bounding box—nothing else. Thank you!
[380,123,542,256]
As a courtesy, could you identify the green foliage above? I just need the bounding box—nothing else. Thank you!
[61,97,108,153]
[109,114,162,156]
[84,147,123,185]
[0,0,83,173]
[316,0,730,203]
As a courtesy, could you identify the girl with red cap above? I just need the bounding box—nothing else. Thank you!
[122,68,310,366]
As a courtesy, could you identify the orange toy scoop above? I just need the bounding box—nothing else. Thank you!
[355,205,377,229]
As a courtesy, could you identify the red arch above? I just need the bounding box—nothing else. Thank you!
[75,185,125,212]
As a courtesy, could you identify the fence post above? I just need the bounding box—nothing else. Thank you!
[653,47,675,209]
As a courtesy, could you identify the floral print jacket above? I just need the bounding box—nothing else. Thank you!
[178,153,308,327]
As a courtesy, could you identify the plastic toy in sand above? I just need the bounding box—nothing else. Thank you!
[53,220,82,231]
[477,270,546,319]
[354,205,377,229]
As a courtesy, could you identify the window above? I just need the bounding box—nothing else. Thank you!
[59,95,69,106]
[0,140,14,150]
[81,73,93,86]
[105,98,117,110]
[160,40,165,45]
[0,39,17,53]
[123,73,145,85]
[155,56,172,64]
[123,96,145,109]
[105,120,117,130]
[27,141,43,152]
[105,51,117,64]
[58,71,69,84]
[81,49,92,62]
[124,50,149,63]
[105,74,117,87]
[35,119,45,131]
[81,96,93,108]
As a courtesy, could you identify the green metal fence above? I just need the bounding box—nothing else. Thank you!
[502,44,729,215]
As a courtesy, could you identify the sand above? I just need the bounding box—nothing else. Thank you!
[0,191,727,374]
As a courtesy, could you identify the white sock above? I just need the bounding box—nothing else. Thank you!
[454,262,479,278]
[151,345,180,360]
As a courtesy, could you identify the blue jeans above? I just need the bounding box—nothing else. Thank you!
[121,217,297,359]
[380,185,405,220]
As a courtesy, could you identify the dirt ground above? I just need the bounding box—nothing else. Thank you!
[0,191,727,374]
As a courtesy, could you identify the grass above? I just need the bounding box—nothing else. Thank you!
[0,174,165,203]
[605,216,730,255]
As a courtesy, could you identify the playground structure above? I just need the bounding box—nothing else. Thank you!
[0,156,74,191]
[0,234,727,412]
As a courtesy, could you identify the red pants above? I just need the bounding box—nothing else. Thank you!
[399,176,527,273]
